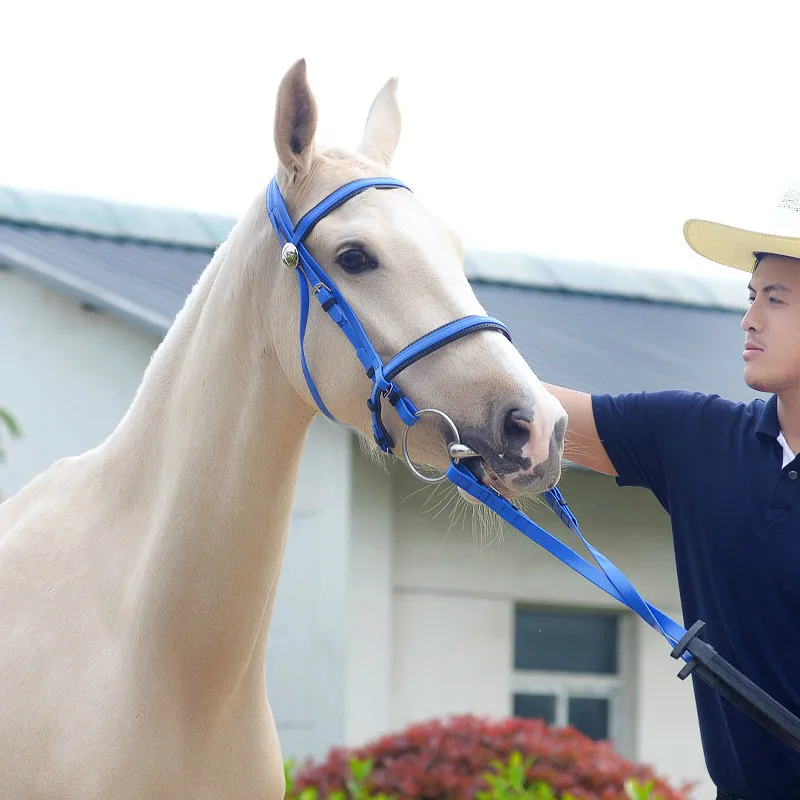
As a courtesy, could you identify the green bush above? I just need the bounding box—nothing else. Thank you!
[285,752,669,800]
[288,715,691,800]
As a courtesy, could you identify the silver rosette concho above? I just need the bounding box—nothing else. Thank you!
[281,242,299,270]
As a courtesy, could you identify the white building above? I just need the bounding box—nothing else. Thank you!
[0,185,757,797]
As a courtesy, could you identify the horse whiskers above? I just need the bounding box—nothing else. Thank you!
[563,431,596,459]
[399,481,439,506]
[477,503,505,551]
[355,433,392,473]
[360,431,551,553]
[516,491,548,518]
[442,490,468,546]
[450,492,505,552]
[367,440,552,557]
[431,486,462,521]
[408,480,500,554]
[415,480,450,516]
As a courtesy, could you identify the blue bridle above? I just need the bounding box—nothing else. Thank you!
[266,176,512,455]
[265,173,800,753]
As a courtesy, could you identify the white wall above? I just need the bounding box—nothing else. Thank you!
[344,439,395,747]
[386,460,713,799]
[266,416,353,762]
[0,269,158,497]
[392,591,512,719]
[634,613,708,796]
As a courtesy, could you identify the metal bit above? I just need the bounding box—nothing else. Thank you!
[448,442,479,460]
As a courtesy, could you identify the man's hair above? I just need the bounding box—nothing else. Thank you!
[753,253,764,273]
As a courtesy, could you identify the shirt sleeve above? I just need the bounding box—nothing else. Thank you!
[590,389,709,509]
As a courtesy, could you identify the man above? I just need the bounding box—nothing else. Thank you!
[545,192,800,799]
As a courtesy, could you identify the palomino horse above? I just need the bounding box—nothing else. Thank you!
[0,59,567,798]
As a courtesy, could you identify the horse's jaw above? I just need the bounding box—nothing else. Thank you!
[457,460,509,504]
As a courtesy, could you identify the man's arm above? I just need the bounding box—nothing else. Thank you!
[543,383,617,476]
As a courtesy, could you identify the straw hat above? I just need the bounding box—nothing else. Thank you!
[684,188,800,272]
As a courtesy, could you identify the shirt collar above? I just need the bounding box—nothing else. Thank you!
[755,393,780,441]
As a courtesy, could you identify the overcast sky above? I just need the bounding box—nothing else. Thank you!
[2,1,797,285]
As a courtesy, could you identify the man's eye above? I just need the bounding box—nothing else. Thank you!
[337,248,377,274]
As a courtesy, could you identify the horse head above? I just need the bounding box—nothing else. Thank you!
[265,59,567,500]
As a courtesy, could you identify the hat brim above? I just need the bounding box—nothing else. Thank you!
[683,219,800,272]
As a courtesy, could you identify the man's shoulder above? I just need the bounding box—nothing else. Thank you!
[591,389,768,437]
[588,389,771,494]
[646,389,765,418]
[592,388,764,413]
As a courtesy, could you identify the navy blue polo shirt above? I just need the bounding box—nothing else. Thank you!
[592,390,800,798]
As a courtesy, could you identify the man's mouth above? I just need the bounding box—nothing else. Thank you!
[744,342,764,360]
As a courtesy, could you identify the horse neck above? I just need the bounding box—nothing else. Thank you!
[100,207,315,715]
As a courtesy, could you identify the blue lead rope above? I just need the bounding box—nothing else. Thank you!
[446,460,800,753]
[446,461,688,652]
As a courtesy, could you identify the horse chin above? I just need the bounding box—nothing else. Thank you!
[458,457,517,503]
[456,486,483,504]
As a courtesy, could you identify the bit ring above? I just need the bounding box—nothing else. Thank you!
[401,408,478,483]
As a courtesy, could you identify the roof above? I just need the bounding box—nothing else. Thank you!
[0,184,760,403]
[0,185,233,248]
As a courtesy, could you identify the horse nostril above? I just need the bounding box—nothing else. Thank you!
[503,408,532,451]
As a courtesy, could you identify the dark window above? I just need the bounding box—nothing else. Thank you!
[568,696,610,741]
[512,693,556,724]
[512,606,622,743]
[514,606,618,674]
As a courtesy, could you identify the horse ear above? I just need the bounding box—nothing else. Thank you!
[274,59,318,182]
[358,77,401,168]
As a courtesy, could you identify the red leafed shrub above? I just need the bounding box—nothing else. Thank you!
[292,715,694,800]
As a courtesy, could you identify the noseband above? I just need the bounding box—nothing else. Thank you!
[266,176,511,458]
[266,174,800,754]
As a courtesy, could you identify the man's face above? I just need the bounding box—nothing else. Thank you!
[741,253,800,394]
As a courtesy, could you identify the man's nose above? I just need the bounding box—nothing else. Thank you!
[742,305,760,332]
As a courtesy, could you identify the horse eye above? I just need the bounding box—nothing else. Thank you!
[336,248,376,274]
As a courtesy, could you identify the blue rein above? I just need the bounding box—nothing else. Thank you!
[447,462,687,648]
[265,173,800,753]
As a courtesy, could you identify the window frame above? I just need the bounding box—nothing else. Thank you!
[511,603,636,752]
[512,670,622,742]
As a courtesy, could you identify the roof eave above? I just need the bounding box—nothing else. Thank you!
[0,241,171,338]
